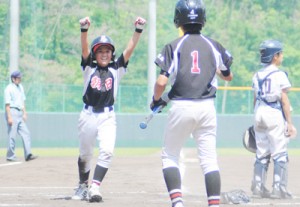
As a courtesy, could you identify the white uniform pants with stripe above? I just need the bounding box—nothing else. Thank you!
[162,99,219,174]
[78,108,116,173]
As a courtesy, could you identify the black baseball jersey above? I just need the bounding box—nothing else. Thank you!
[81,53,127,109]
[155,34,232,100]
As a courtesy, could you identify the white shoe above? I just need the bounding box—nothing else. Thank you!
[173,202,184,207]
[72,183,88,200]
[88,184,102,202]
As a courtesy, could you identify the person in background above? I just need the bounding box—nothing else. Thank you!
[251,39,296,199]
[4,70,38,162]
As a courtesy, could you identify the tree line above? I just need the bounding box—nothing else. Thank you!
[0,0,300,88]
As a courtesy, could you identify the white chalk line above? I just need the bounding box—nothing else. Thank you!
[0,187,73,189]
[0,205,37,207]
[0,162,22,167]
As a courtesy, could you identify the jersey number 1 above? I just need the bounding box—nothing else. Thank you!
[191,51,201,74]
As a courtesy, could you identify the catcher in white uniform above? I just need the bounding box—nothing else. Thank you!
[72,16,146,202]
[251,39,296,199]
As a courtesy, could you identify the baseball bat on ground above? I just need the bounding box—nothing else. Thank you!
[139,93,169,129]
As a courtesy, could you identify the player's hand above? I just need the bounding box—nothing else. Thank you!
[285,123,297,139]
[134,17,146,32]
[7,117,13,126]
[23,112,28,122]
[150,97,167,112]
[79,17,91,32]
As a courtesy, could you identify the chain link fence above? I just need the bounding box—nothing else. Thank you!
[1,82,300,114]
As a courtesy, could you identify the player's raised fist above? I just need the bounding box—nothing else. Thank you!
[79,17,91,31]
[134,17,146,32]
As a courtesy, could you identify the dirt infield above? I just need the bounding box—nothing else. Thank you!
[0,148,299,207]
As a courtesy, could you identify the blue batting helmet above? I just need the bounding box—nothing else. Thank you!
[259,40,283,64]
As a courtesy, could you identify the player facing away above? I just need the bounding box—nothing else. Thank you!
[72,16,146,202]
[150,0,233,207]
[251,40,296,199]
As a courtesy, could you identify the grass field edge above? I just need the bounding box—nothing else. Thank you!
[0,147,299,157]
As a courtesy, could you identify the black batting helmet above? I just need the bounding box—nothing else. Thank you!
[259,40,283,64]
[174,0,206,28]
[91,35,115,60]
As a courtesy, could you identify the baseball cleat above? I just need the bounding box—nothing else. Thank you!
[25,154,38,161]
[173,202,184,207]
[88,184,102,203]
[72,183,88,200]
[270,185,293,199]
[252,185,270,198]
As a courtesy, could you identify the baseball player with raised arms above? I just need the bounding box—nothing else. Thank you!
[72,16,146,202]
[251,40,296,199]
[150,0,233,207]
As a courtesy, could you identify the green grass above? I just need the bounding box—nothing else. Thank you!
[0,147,299,157]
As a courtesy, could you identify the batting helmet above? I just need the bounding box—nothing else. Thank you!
[11,70,22,78]
[174,0,206,28]
[259,40,283,64]
[243,125,257,153]
[91,35,115,60]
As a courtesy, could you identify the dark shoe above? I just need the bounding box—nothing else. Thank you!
[26,154,38,161]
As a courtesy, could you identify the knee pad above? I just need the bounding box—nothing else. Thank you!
[252,155,270,186]
[273,152,288,163]
[273,154,289,187]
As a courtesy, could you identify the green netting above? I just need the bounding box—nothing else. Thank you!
[1,81,300,114]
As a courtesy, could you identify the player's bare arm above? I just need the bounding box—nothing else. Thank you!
[5,104,13,125]
[123,17,146,63]
[22,103,28,122]
[153,74,168,101]
[281,90,294,136]
[79,17,90,60]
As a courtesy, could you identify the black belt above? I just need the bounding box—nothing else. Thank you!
[84,105,113,113]
[10,107,21,111]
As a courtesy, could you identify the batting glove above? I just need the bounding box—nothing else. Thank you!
[134,17,146,33]
[150,97,167,112]
[79,17,91,32]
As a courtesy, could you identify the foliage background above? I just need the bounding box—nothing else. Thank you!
[0,0,300,113]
